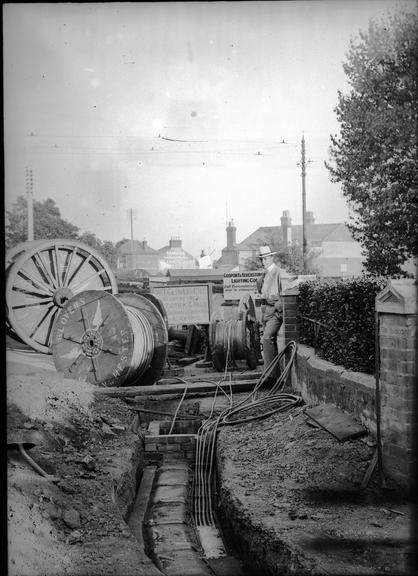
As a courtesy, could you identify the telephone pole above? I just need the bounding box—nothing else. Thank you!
[129,208,134,245]
[127,208,137,259]
[26,167,34,241]
[297,134,312,272]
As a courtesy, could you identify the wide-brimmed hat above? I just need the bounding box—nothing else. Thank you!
[258,245,277,258]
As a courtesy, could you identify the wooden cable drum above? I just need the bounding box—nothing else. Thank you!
[6,239,118,353]
[5,240,57,343]
[6,240,53,271]
[141,292,169,331]
[50,290,168,387]
[115,285,169,331]
[209,294,261,372]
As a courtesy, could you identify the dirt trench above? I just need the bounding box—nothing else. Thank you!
[7,350,414,576]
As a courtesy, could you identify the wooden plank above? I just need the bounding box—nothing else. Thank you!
[95,378,260,398]
[158,371,262,385]
[177,356,201,366]
[305,403,366,442]
[360,448,378,489]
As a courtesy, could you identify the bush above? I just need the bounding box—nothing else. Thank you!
[298,276,388,374]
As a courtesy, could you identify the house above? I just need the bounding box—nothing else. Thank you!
[116,240,160,275]
[117,236,199,275]
[215,211,365,278]
[158,237,198,270]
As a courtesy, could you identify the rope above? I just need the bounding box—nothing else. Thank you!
[125,305,154,380]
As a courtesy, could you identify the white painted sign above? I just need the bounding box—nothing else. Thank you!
[223,271,262,301]
[152,284,211,325]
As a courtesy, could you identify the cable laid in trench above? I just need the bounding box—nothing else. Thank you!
[193,340,302,531]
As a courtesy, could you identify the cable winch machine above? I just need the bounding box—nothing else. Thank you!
[6,240,263,385]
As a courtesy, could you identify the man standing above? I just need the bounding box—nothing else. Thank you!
[256,245,283,381]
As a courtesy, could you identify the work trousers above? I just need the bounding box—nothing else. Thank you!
[262,305,283,378]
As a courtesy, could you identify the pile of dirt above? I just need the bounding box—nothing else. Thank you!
[7,358,149,576]
[217,401,415,575]
[6,348,416,576]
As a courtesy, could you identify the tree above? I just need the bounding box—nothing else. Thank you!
[115,238,131,250]
[101,240,119,269]
[5,196,79,248]
[78,231,118,268]
[326,9,418,276]
[5,196,118,269]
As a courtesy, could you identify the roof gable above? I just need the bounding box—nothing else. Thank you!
[118,240,158,254]
[237,222,355,249]
[320,223,355,242]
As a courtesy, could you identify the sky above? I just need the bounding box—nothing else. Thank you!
[3,0,416,260]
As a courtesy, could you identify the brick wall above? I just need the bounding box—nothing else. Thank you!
[377,311,417,488]
[282,288,300,345]
[283,279,417,492]
[144,421,197,463]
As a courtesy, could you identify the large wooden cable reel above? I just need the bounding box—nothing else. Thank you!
[50,290,168,387]
[210,294,261,371]
[140,292,169,332]
[5,240,56,343]
[6,239,118,353]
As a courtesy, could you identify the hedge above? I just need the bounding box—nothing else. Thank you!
[298,276,388,374]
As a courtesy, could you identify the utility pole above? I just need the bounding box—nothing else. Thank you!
[127,208,137,268]
[297,134,312,273]
[26,167,34,241]
[129,208,134,248]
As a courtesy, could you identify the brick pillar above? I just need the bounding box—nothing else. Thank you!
[376,279,417,492]
[282,287,300,345]
[282,287,300,389]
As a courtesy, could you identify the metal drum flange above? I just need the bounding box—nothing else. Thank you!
[209,295,261,371]
[51,290,133,386]
[6,239,118,353]
[51,290,168,387]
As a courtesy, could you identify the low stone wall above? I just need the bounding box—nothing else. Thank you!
[283,279,416,491]
[292,344,376,435]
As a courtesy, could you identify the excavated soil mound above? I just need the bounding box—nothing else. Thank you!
[6,347,416,576]
[7,351,149,576]
[217,405,415,575]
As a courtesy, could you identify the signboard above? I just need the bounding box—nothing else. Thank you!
[152,284,211,325]
[223,271,262,301]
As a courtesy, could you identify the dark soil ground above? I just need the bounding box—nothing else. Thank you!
[217,403,416,575]
[6,344,417,575]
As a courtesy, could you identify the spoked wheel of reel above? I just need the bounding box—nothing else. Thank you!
[6,239,118,353]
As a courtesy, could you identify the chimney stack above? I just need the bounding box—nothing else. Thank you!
[226,219,237,248]
[280,210,292,245]
[169,236,182,249]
